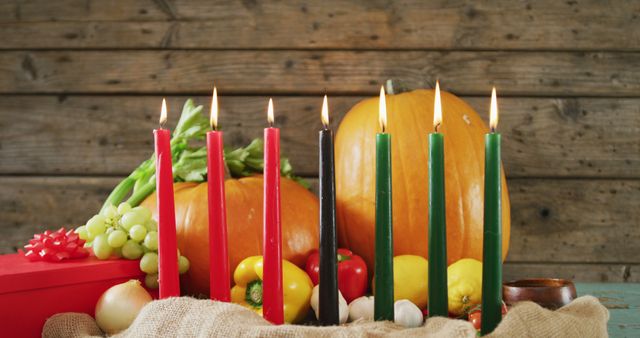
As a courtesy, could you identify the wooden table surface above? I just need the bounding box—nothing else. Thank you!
[577,283,640,337]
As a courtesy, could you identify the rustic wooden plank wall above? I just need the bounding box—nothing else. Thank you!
[0,0,638,282]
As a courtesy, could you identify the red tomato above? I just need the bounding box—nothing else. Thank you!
[468,303,508,330]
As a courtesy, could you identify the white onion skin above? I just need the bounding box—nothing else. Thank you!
[95,279,152,334]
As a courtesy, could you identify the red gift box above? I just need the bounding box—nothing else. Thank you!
[0,253,148,338]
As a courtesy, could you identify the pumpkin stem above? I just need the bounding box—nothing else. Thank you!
[385,79,410,95]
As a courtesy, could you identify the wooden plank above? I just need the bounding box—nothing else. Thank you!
[0,95,637,178]
[0,177,638,266]
[506,264,640,283]
[464,97,640,179]
[0,51,639,96]
[0,176,119,254]
[507,179,640,263]
[1,1,638,51]
[0,1,163,22]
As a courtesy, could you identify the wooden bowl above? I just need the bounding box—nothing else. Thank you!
[503,278,577,309]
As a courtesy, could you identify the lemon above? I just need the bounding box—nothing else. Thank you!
[447,258,483,315]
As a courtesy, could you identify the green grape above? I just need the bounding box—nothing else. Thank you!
[145,219,158,232]
[101,205,118,219]
[132,206,152,221]
[107,229,127,248]
[92,234,113,260]
[105,227,114,235]
[86,214,107,236]
[75,226,89,241]
[113,246,123,258]
[129,224,147,242]
[178,255,190,274]
[117,202,132,215]
[143,231,158,251]
[121,240,143,260]
[145,273,159,289]
[120,210,146,231]
[140,252,158,274]
[86,231,96,241]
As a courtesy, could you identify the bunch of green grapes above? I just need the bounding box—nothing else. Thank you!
[75,203,189,289]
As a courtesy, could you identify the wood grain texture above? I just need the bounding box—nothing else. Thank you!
[507,179,640,263]
[505,264,639,283]
[1,1,638,50]
[1,177,638,266]
[0,95,637,177]
[0,176,119,254]
[0,51,639,96]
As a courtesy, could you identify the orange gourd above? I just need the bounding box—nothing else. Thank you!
[141,176,319,296]
[334,89,510,269]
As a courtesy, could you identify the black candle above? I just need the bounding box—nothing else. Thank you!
[318,95,339,325]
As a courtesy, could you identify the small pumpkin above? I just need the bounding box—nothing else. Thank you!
[141,176,319,296]
[334,86,510,269]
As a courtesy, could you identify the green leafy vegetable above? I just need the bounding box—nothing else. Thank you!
[100,99,308,212]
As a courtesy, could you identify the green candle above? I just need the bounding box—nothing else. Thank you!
[428,82,448,317]
[374,86,394,321]
[481,88,502,335]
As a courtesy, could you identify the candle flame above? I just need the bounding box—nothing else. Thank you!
[433,81,442,131]
[267,98,274,127]
[321,94,329,128]
[490,87,499,131]
[210,86,218,130]
[379,86,387,132]
[159,98,168,126]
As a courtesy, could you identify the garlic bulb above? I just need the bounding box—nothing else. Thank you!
[348,295,375,322]
[394,299,423,328]
[310,284,349,324]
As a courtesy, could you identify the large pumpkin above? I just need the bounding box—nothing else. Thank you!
[141,176,319,295]
[335,89,510,269]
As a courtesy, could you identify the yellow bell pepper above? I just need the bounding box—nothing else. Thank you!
[231,256,313,324]
[373,255,429,309]
[447,258,483,316]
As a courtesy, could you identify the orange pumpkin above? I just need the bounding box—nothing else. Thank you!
[335,89,510,269]
[141,176,319,295]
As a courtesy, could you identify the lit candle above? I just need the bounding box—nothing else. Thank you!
[428,81,448,317]
[263,98,284,325]
[207,87,230,302]
[374,86,394,321]
[481,88,503,335]
[318,95,339,325]
[155,98,180,299]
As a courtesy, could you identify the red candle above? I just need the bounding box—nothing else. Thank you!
[155,98,180,299]
[207,87,230,302]
[263,98,284,324]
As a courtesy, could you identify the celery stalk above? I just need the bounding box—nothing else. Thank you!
[100,98,308,212]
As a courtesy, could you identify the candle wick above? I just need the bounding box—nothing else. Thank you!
[160,120,167,129]
[269,120,274,128]
[490,126,496,133]
[435,123,441,133]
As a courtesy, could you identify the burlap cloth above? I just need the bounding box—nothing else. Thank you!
[43,295,608,338]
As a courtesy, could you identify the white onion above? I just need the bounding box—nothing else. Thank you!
[95,279,152,334]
